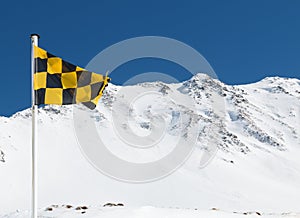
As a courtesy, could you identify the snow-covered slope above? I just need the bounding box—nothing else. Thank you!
[0,74,300,217]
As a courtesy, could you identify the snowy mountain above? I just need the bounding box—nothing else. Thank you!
[0,74,300,217]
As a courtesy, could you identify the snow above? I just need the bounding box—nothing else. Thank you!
[3,206,300,218]
[0,74,300,217]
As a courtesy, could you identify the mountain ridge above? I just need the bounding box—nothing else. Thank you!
[1,74,300,119]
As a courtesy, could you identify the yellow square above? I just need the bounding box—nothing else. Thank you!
[62,72,77,88]
[76,86,91,103]
[34,46,48,59]
[91,95,100,105]
[33,72,47,90]
[45,88,63,104]
[91,73,104,84]
[76,66,84,71]
[47,57,62,74]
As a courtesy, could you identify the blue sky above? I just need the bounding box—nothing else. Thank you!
[1,0,300,116]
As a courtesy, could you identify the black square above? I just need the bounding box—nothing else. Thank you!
[91,82,104,99]
[62,88,76,104]
[62,60,77,73]
[35,58,47,72]
[76,71,92,87]
[46,52,56,58]
[82,101,96,110]
[34,88,45,105]
[46,73,63,88]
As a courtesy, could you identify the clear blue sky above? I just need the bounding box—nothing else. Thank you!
[1,0,300,116]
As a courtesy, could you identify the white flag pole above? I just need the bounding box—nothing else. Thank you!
[30,33,39,218]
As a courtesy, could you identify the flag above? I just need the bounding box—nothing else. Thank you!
[33,46,110,110]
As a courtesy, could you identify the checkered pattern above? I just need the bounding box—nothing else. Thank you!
[33,46,110,110]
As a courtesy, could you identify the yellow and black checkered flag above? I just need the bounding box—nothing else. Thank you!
[33,46,110,110]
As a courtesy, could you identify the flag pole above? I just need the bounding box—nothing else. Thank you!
[30,33,39,218]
